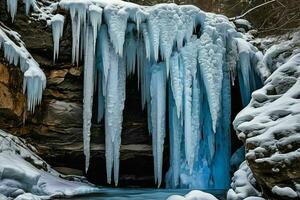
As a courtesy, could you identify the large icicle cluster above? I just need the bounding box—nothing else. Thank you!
[0,24,46,112]
[50,0,264,188]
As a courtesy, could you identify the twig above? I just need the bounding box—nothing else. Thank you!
[229,0,276,20]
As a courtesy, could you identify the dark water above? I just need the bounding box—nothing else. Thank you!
[61,188,226,200]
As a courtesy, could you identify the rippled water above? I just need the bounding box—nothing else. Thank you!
[63,188,226,200]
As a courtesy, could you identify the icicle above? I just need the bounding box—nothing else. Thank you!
[23,66,46,113]
[124,23,137,77]
[150,62,166,187]
[99,25,110,96]
[104,5,129,57]
[23,0,36,15]
[211,54,231,189]
[51,14,65,62]
[104,42,125,186]
[83,26,95,173]
[97,69,105,123]
[0,27,46,112]
[168,87,183,188]
[170,52,183,118]
[6,0,18,22]
[60,1,89,64]
[141,23,151,60]
[180,38,198,171]
[189,77,201,173]
[235,38,263,106]
[198,27,224,133]
[114,57,126,186]
[89,5,102,52]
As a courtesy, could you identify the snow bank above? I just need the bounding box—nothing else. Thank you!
[0,130,100,199]
[227,161,263,200]
[166,190,218,200]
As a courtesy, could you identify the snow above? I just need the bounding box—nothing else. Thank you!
[234,19,252,30]
[272,186,298,198]
[167,190,218,200]
[0,130,100,199]
[227,162,263,200]
[233,53,300,199]
[0,25,46,113]
[257,31,300,73]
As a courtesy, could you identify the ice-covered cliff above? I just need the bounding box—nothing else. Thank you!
[0,0,267,189]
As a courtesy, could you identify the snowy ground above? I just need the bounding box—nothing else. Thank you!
[0,129,100,199]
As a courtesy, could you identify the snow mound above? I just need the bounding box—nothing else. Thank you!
[227,161,263,200]
[233,53,300,199]
[0,130,100,199]
[166,190,218,200]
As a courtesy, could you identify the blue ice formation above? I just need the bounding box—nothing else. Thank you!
[2,0,265,189]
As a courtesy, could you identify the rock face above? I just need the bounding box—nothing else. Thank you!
[233,54,300,199]
[0,1,158,187]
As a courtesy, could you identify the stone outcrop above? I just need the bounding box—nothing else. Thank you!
[233,53,300,199]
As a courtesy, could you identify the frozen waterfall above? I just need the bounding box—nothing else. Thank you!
[2,0,266,189]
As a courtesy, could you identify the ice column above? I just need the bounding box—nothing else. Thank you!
[83,26,95,172]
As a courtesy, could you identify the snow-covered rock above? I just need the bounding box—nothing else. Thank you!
[233,53,300,199]
[227,161,263,200]
[166,190,218,200]
[0,129,100,199]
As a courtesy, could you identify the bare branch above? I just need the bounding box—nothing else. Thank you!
[229,0,276,20]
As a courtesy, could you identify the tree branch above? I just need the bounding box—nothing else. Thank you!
[229,0,276,20]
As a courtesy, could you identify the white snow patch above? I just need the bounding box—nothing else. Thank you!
[166,190,218,200]
[272,185,298,198]
[0,130,100,199]
[227,161,263,200]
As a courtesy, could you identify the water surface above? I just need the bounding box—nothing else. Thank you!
[64,188,226,200]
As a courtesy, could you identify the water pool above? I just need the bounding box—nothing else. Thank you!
[62,188,226,200]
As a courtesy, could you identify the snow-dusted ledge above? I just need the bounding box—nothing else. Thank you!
[0,23,46,112]
[0,129,100,199]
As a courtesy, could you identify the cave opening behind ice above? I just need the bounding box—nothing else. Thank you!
[84,72,246,189]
